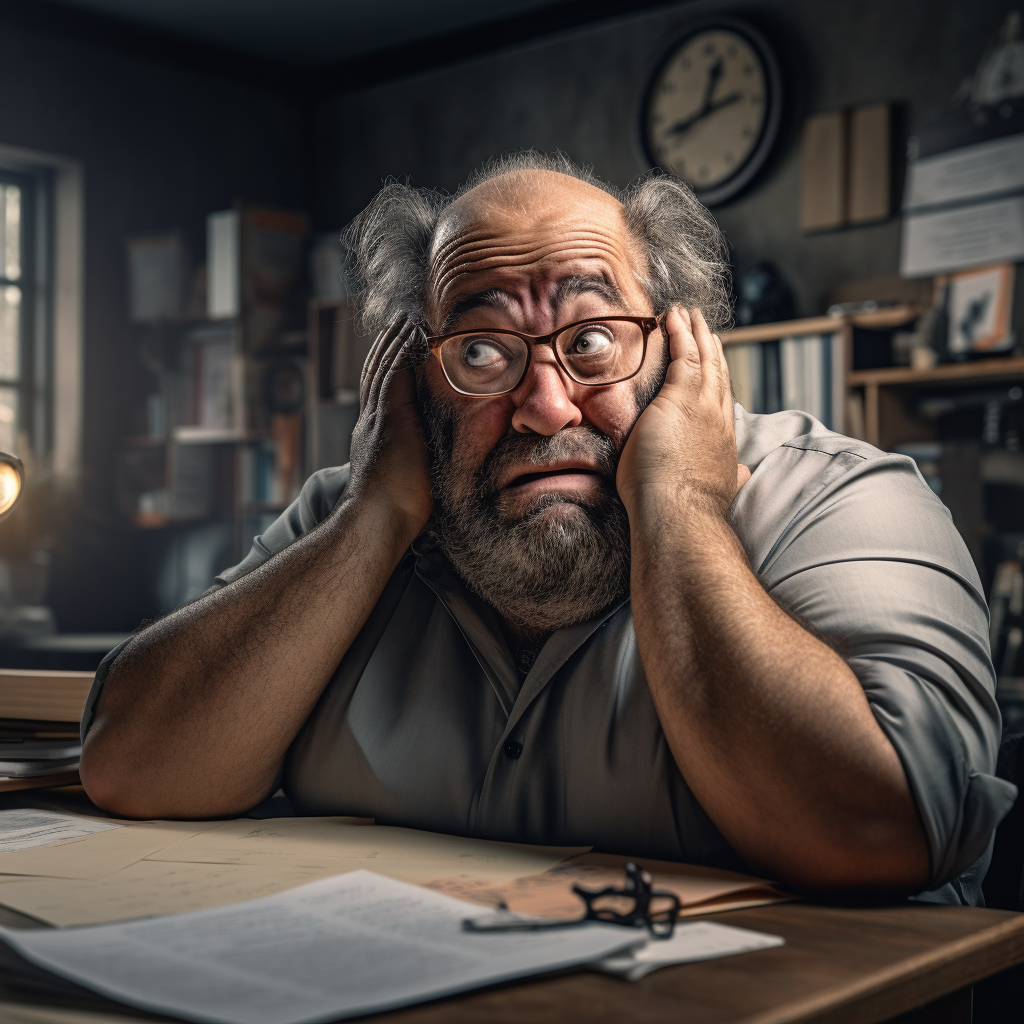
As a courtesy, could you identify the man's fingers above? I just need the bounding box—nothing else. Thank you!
[689,309,726,402]
[663,307,702,391]
[360,316,408,409]
[368,321,417,409]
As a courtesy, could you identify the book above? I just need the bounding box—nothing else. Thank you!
[0,670,93,724]
[126,234,187,322]
[0,671,92,791]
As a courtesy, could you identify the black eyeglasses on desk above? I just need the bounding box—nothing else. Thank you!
[463,861,681,940]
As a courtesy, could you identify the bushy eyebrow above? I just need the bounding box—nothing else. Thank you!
[440,274,627,334]
[441,289,515,333]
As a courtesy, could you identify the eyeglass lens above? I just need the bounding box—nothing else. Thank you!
[438,319,646,396]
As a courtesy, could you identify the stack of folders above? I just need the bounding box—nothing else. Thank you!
[724,332,845,431]
[0,670,94,789]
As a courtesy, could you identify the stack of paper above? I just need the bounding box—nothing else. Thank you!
[0,737,80,780]
[1,872,641,1024]
[0,669,95,790]
[0,872,783,1023]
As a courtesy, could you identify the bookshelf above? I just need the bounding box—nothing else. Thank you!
[116,206,309,608]
[724,308,1024,722]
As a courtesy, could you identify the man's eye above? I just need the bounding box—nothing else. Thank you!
[571,329,614,356]
[462,339,507,368]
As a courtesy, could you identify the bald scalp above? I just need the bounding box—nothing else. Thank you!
[342,150,732,337]
[431,169,629,263]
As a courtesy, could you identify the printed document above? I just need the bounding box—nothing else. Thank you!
[0,810,121,854]
[595,920,784,981]
[0,871,641,1024]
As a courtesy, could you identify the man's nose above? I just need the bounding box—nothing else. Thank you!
[510,355,583,435]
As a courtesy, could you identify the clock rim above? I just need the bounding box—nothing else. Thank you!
[639,15,784,207]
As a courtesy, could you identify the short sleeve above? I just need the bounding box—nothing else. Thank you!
[216,465,351,585]
[732,430,1017,891]
[82,465,352,742]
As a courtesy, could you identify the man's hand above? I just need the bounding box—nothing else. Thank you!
[616,306,748,520]
[347,316,433,542]
[624,308,929,891]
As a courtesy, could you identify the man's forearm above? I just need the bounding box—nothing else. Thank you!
[629,491,930,891]
[80,495,417,819]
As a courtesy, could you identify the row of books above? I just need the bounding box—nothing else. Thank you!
[991,559,1024,678]
[0,670,93,790]
[724,333,845,431]
[239,441,285,506]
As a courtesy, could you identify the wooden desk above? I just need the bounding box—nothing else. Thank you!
[0,900,1020,1024]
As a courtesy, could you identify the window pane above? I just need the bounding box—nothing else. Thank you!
[0,385,17,454]
[4,185,20,281]
[0,285,19,380]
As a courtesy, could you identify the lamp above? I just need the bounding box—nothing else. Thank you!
[0,452,23,520]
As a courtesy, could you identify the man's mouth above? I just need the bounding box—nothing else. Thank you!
[508,467,601,488]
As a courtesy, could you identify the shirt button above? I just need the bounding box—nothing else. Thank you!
[504,740,523,760]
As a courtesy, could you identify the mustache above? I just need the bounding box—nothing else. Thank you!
[476,427,618,498]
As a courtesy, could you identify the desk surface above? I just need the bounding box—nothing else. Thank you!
[0,899,1021,1024]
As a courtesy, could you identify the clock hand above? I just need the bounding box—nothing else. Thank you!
[665,91,743,136]
[699,59,723,116]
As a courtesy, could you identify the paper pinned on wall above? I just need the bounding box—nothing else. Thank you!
[0,871,642,1024]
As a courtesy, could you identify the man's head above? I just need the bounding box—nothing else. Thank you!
[343,153,730,634]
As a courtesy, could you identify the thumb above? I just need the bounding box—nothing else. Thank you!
[736,463,751,493]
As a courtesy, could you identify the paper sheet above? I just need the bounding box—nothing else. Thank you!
[0,871,641,1024]
[0,860,345,927]
[148,818,588,884]
[594,920,784,981]
[0,811,120,855]
[0,819,225,880]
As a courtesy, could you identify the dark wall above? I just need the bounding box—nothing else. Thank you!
[0,22,305,629]
[314,0,1012,315]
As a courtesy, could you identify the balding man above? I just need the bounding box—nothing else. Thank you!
[81,154,1014,902]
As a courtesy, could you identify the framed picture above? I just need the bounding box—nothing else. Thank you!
[941,263,1016,355]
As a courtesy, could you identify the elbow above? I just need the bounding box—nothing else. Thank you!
[772,817,931,895]
[79,736,162,819]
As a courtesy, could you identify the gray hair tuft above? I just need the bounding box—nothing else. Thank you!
[341,151,733,337]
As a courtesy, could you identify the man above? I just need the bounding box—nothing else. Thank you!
[80,153,1014,901]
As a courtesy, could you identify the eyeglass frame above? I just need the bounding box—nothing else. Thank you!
[425,315,662,398]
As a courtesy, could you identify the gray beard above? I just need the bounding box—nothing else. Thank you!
[419,349,667,634]
[425,424,633,634]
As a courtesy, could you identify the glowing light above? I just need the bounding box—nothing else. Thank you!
[0,458,21,518]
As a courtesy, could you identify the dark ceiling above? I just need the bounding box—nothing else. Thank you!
[0,0,684,92]
[55,0,561,67]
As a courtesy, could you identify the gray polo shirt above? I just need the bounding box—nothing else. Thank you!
[85,407,1016,902]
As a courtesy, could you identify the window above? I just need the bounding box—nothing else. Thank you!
[0,168,50,458]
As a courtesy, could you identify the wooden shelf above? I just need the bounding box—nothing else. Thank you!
[848,357,1024,387]
[722,316,838,344]
[722,304,920,345]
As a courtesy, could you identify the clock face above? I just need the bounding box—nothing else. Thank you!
[643,23,781,205]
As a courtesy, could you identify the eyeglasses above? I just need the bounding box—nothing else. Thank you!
[427,315,661,397]
[462,862,682,940]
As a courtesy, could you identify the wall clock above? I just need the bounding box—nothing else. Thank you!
[642,17,783,207]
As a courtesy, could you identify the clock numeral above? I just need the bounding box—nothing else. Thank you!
[702,41,716,55]
[680,57,691,71]
[743,64,753,75]
[662,80,676,94]
[742,126,754,138]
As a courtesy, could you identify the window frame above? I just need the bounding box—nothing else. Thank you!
[0,166,53,458]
